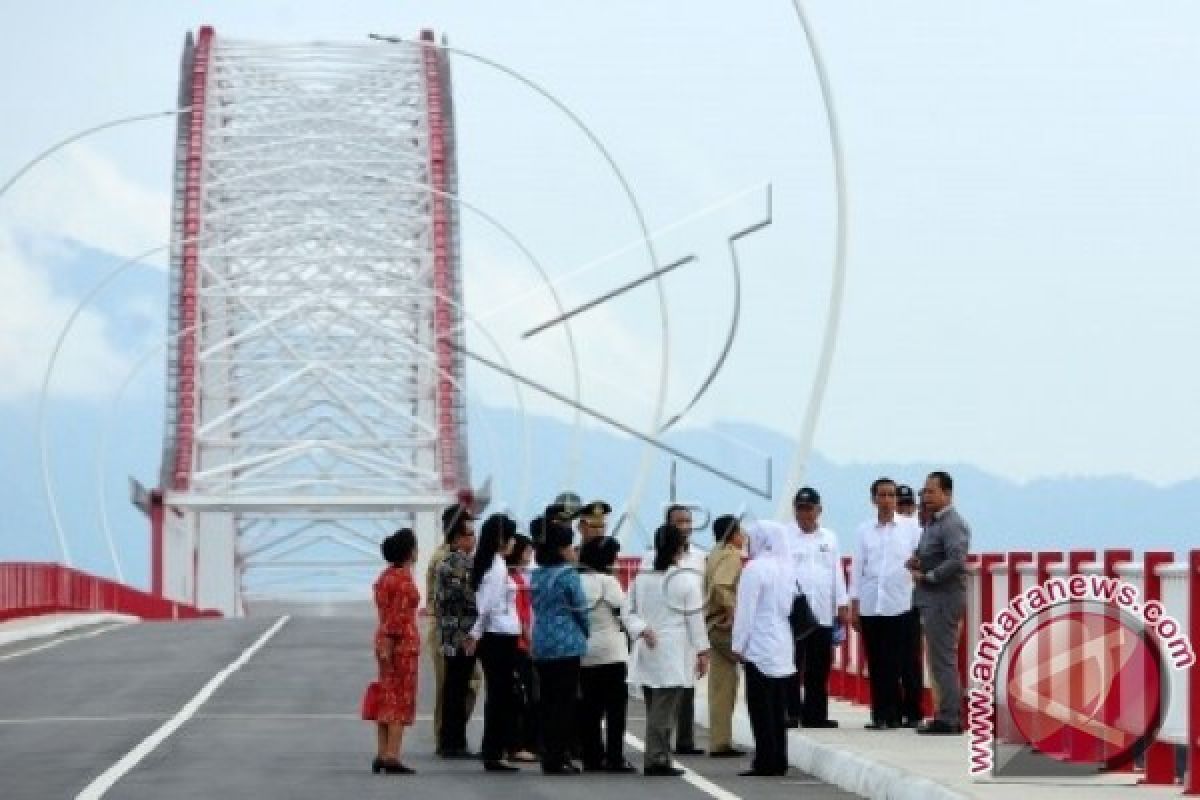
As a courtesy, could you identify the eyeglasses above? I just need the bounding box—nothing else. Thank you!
[875,491,897,497]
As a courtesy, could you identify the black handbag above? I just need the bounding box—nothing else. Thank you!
[789,586,819,642]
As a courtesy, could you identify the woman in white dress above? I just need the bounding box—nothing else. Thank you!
[626,525,710,776]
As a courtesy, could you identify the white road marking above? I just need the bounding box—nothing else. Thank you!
[623,731,742,800]
[75,615,290,800]
[0,622,132,662]
[0,712,408,725]
[0,714,166,725]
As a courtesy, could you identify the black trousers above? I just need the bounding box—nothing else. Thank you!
[861,611,924,724]
[896,610,923,722]
[745,662,790,774]
[675,687,696,750]
[512,650,541,754]
[478,633,519,762]
[440,651,477,752]
[536,656,581,769]
[579,662,628,767]
[861,614,901,723]
[788,625,834,724]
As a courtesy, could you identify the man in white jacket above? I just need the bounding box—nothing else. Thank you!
[640,504,707,756]
[733,520,798,777]
[787,487,848,728]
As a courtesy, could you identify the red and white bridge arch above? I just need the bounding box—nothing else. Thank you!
[147,27,469,615]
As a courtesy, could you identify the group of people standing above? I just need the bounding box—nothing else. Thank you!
[366,471,970,779]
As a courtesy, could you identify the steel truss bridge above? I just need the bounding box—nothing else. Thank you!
[148,27,468,615]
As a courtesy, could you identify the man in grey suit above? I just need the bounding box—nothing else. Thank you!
[907,471,970,734]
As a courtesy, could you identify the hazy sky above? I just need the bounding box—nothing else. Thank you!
[2,0,1199,496]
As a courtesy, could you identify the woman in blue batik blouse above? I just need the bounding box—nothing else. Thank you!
[530,522,589,774]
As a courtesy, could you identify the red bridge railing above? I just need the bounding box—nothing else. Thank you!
[828,549,1198,793]
[0,562,221,622]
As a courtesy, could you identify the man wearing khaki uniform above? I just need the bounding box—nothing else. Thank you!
[426,507,481,753]
[704,515,746,757]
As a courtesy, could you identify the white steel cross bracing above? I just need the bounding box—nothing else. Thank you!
[156,29,467,613]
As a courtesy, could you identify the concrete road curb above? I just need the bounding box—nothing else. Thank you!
[0,613,137,647]
[694,685,970,800]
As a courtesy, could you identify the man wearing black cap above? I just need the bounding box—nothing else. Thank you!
[896,485,917,521]
[539,497,580,564]
[787,487,848,728]
[892,483,924,727]
[576,500,612,548]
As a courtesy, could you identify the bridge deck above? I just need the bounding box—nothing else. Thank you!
[0,618,854,800]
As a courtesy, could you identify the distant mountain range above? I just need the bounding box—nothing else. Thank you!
[468,404,1200,560]
[4,386,1196,591]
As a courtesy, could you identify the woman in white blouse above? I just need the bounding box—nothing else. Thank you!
[732,520,798,777]
[626,525,710,776]
[578,536,637,773]
[466,514,521,772]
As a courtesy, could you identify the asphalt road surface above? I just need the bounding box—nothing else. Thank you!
[0,617,859,800]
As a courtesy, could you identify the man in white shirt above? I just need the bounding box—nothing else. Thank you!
[787,487,848,728]
[850,478,924,730]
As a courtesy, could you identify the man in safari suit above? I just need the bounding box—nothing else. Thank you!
[908,471,970,734]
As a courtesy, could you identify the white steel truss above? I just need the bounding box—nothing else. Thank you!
[156,29,467,613]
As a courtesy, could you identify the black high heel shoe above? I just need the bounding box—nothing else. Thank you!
[373,758,415,774]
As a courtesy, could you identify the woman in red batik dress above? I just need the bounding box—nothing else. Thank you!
[372,528,421,775]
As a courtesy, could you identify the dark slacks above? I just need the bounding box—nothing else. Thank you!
[745,662,791,774]
[478,633,519,762]
[675,687,696,750]
[862,614,905,724]
[788,625,834,725]
[440,650,477,752]
[579,662,628,767]
[536,656,581,769]
[512,650,540,755]
[896,609,924,723]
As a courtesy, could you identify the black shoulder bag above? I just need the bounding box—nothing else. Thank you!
[789,581,819,642]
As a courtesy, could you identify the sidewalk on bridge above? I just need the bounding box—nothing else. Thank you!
[0,612,136,647]
[693,680,1181,800]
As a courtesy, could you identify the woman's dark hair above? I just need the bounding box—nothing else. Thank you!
[652,524,685,572]
[537,522,574,567]
[506,533,533,568]
[528,515,546,545]
[381,528,417,567]
[713,514,740,544]
[579,536,620,573]
[471,514,517,591]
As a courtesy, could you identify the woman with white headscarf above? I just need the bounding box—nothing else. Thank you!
[732,519,799,777]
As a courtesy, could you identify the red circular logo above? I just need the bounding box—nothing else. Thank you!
[1005,607,1165,766]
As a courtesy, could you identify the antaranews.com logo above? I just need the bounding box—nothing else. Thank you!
[968,573,1195,778]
